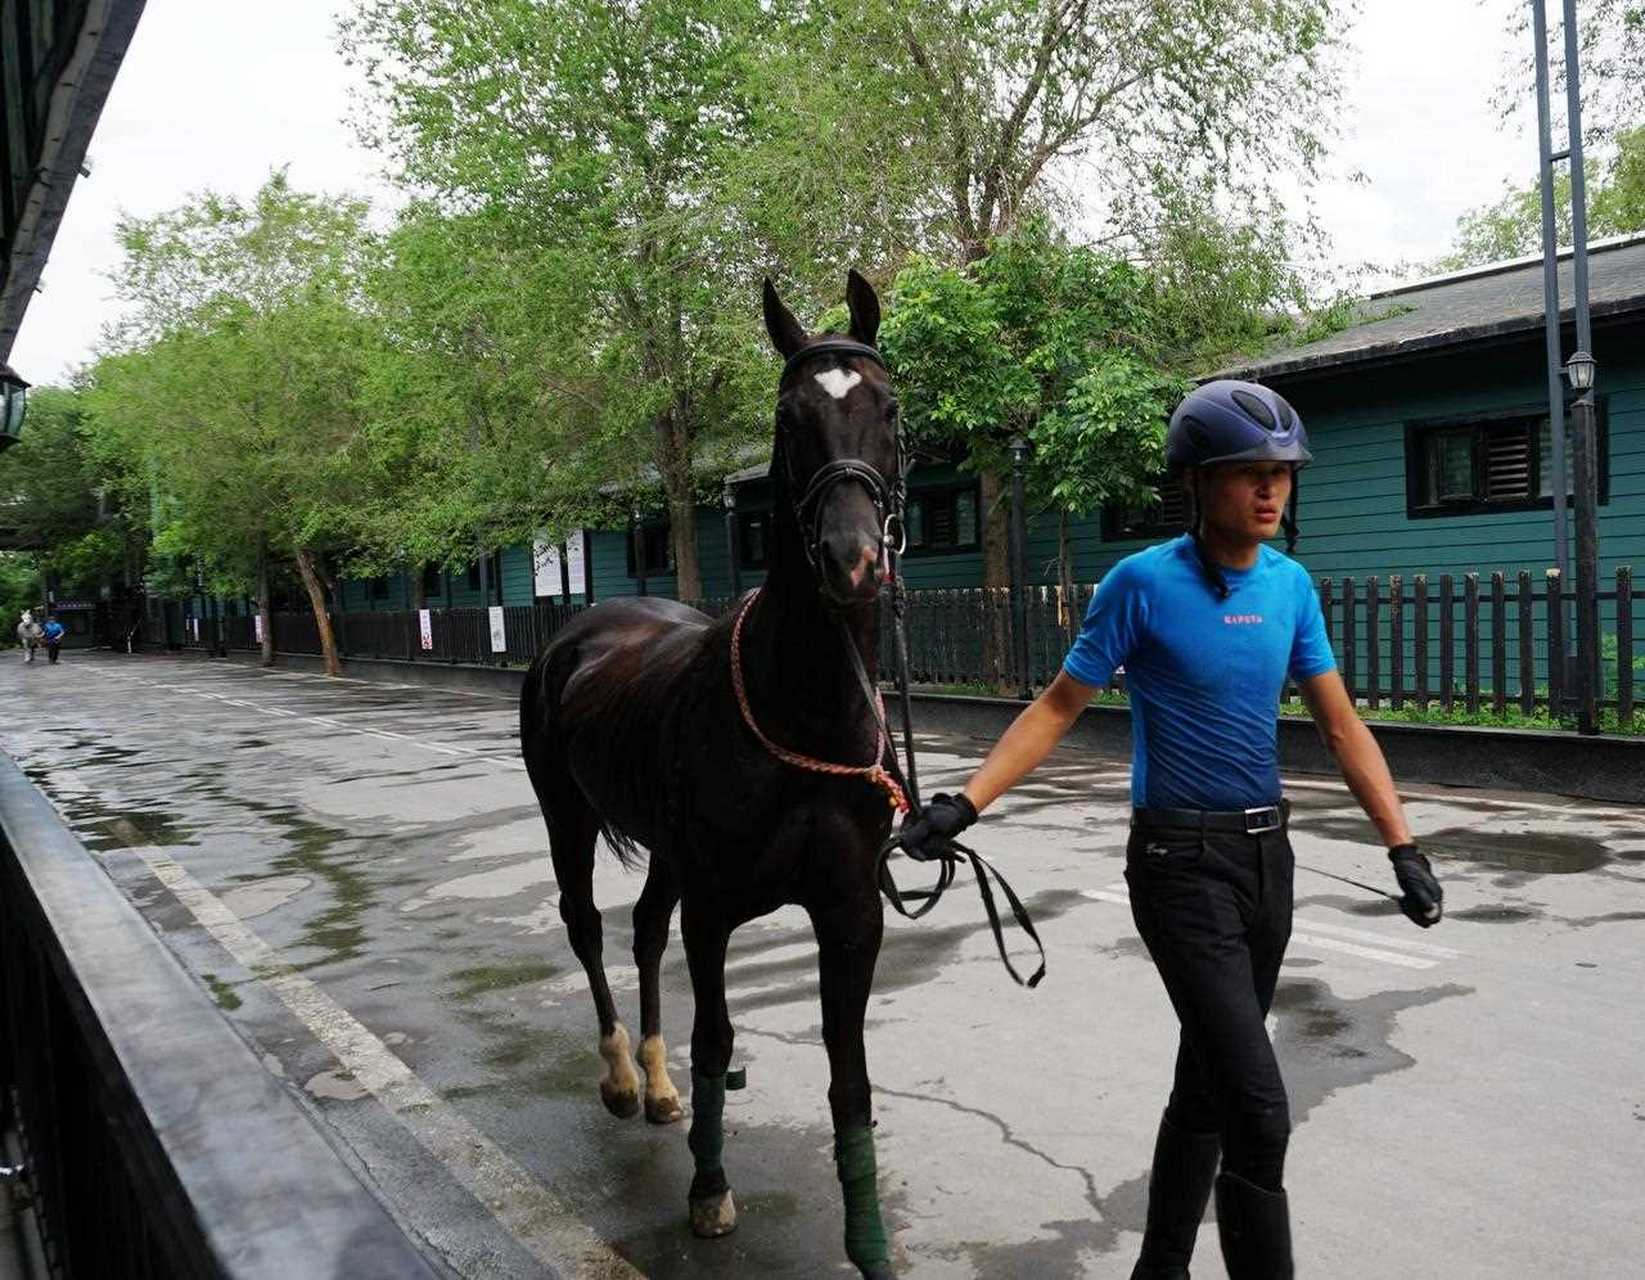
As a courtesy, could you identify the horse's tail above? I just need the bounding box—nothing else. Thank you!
[520,639,647,873]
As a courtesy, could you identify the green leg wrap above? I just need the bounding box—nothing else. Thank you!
[835,1123,889,1272]
[688,1070,727,1191]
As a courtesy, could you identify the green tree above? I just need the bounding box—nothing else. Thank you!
[1438,122,1645,269]
[880,219,1298,598]
[1499,0,1644,142]
[85,172,382,673]
[343,0,793,600]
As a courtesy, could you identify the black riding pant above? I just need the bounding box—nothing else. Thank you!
[1125,819,1293,1192]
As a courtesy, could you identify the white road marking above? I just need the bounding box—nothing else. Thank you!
[130,846,642,1280]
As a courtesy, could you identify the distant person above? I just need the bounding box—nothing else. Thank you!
[16,609,42,662]
[43,615,65,664]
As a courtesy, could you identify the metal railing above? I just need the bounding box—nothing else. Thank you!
[0,753,438,1279]
[144,563,1640,731]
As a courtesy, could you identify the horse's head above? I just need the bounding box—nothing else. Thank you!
[762,270,900,608]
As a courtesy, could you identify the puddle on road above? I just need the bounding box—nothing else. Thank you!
[1421,827,1611,874]
[1449,904,1541,923]
[219,874,312,919]
[305,1068,369,1101]
[1298,816,1615,876]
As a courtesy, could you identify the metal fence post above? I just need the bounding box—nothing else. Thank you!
[1617,567,1634,729]
[1414,575,1429,710]
[1439,575,1455,712]
[1491,572,1507,717]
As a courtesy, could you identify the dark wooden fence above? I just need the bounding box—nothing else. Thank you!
[149,564,1640,732]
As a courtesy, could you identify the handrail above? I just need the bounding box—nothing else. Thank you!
[0,751,438,1279]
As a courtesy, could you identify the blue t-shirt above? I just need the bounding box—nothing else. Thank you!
[1063,535,1336,810]
[43,621,64,641]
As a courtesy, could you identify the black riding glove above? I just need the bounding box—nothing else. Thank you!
[1389,844,1443,928]
[898,792,978,857]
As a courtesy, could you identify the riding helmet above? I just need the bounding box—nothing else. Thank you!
[1165,380,1312,473]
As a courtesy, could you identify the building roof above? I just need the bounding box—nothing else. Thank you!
[1,2,147,364]
[1217,232,1645,383]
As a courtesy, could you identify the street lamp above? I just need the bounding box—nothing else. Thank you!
[1564,349,1597,393]
[723,485,742,597]
[1565,348,1601,734]
[1008,436,1031,700]
[0,363,29,451]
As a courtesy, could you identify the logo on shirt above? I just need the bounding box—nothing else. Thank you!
[1223,613,1264,625]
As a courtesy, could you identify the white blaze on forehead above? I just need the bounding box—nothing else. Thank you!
[813,368,862,400]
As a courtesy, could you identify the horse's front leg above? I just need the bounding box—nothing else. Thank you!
[809,886,892,1279]
[681,904,737,1238]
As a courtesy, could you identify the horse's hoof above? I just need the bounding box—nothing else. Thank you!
[645,1091,683,1125]
[600,1079,640,1119]
[689,1188,738,1238]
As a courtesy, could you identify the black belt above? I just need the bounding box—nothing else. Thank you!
[1132,800,1290,835]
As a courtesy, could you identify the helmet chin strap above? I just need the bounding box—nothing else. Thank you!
[1281,472,1300,555]
[1185,472,1232,602]
[1184,466,1302,598]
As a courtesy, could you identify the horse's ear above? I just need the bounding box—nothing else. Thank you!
[763,277,807,360]
[845,269,880,346]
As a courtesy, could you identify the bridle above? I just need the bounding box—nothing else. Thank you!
[734,336,1045,988]
[776,339,907,582]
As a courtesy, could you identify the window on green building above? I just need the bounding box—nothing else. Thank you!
[1405,401,1608,517]
[627,521,673,577]
[738,510,770,568]
[905,484,980,555]
[1103,475,1187,541]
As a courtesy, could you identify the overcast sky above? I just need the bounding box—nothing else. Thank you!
[10,0,1543,386]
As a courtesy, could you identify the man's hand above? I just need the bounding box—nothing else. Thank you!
[898,793,978,858]
[1389,844,1443,927]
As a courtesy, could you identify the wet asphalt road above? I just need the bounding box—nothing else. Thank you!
[3,651,1643,1278]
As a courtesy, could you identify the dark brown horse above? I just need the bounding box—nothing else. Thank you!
[521,272,903,1277]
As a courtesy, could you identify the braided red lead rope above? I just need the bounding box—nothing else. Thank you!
[730,589,908,813]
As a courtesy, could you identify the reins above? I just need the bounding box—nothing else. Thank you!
[735,337,1047,988]
[730,589,908,814]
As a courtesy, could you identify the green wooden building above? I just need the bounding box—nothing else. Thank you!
[329,234,1643,690]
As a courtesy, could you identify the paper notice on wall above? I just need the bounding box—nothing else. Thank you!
[253,614,265,643]
[418,608,433,651]
[489,605,507,653]
[532,531,586,598]
[190,616,200,641]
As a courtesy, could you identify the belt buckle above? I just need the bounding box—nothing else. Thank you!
[1243,805,1281,834]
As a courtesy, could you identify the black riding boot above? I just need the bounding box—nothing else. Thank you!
[1214,1171,1293,1279]
[1130,1114,1221,1279]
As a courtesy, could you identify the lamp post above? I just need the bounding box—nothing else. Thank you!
[1009,436,1032,701]
[1532,0,1602,728]
[723,485,742,598]
[632,505,648,597]
[1567,349,1601,733]
[0,363,29,451]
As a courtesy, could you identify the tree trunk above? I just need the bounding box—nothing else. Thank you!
[1058,509,1076,649]
[294,546,342,676]
[656,409,701,601]
[980,469,1011,687]
[411,563,427,610]
[670,493,701,602]
[256,537,275,666]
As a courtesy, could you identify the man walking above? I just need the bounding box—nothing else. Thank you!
[899,381,1443,1278]
[42,614,65,664]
